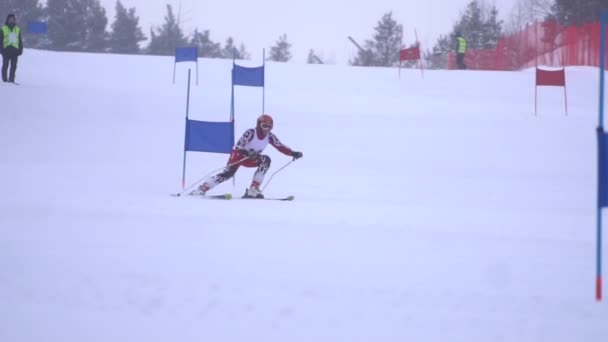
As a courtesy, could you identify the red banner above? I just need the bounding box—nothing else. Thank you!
[399,47,421,61]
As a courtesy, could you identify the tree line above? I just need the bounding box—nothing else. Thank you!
[1,0,606,66]
[351,0,606,69]
[0,0,294,61]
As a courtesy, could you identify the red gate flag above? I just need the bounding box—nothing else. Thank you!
[399,46,421,61]
[535,67,568,115]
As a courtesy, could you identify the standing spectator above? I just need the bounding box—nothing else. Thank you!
[455,31,467,70]
[1,14,23,83]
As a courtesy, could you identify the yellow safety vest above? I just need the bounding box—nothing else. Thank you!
[2,25,20,49]
[457,37,467,54]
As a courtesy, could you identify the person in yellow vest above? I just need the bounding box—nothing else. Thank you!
[455,31,467,70]
[0,14,23,83]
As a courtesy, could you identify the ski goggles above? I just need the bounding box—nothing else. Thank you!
[260,123,273,130]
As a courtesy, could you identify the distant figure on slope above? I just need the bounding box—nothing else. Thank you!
[1,14,23,83]
[455,31,467,70]
[191,114,303,198]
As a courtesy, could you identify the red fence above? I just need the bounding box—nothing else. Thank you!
[448,20,608,70]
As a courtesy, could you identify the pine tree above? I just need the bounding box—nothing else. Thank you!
[372,12,403,67]
[221,37,236,58]
[0,0,46,48]
[268,34,292,62]
[108,0,146,54]
[424,35,451,69]
[46,0,108,52]
[146,4,187,56]
[190,29,221,58]
[218,37,249,59]
[454,1,503,50]
[351,12,403,67]
[47,0,87,51]
[481,6,503,49]
[238,43,250,60]
[0,0,44,27]
[550,0,606,25]
[455,1,485,50]
[83,0,108,52]
[307,49,323,64]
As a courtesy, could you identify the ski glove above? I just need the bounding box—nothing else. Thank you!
[291,151,303,160]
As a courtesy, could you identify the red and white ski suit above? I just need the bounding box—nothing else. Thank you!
[207,127,294,188]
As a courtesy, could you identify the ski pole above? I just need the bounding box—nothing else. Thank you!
[262,159,296,192]
[176,156,249,196]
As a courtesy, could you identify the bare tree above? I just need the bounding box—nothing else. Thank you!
[506,0,553,33]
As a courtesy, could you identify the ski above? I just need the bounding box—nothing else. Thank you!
[240,195,294,201]
[171,193,232,200]
[201,193,233,200]
[171,192,292,201]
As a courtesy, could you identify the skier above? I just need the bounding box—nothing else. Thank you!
[191,114,303,198]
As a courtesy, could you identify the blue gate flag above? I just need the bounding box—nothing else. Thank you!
[598,128,608,208]
[175,47,198,63]
[233,65,264,87]
[27,21,47,34]
[174,47,199,84]
[185,120,234,154]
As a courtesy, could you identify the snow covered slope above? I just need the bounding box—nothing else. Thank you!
[0,49,606,341]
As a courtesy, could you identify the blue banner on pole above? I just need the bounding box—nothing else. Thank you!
[233,65,264,87]
[598,129,608,208]
[185,120,234,153]
[27,21,47,34]
[175,47,198,63]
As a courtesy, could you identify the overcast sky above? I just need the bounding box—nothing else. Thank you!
[94,0,518,64]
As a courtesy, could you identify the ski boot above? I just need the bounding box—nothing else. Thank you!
[243,184,264,199]
[190,183,210,196]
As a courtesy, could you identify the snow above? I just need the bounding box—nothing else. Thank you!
[0,49,607,341]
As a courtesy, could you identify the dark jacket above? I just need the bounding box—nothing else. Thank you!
[0,14,23,56]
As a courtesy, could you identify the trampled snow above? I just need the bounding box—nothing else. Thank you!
[0,50,607,341]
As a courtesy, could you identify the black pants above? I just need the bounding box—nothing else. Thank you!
[456,53,466,70]
[2,53,18,82]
